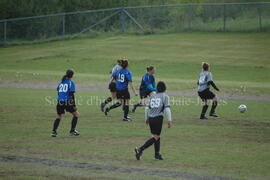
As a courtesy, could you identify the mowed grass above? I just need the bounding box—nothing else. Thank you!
[0,88,270,180]
[0,32,270,96]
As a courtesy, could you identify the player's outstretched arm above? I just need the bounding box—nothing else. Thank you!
[208,81,220,91]
[144,106,149,125]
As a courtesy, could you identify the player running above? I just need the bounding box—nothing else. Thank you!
[134,81,172,160]
[197,62,220,120]
[51,69,80,137]
[104,59,138,121]
[132,66,156,113]
[100,59,122,112]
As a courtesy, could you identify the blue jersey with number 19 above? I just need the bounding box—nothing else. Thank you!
[113,69,132,90]
[57,79,76,102]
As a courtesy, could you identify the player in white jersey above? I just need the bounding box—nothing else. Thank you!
[100,59,122,112]
[134,81,172,160]
[197,62,220,119]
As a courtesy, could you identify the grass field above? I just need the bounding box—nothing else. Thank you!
[0,32,270,180]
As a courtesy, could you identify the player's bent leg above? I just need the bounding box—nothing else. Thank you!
[135,136,156,160]
[200,100,209,120]
[153,135,163,160]
[132,98,145,113]
[104,101,121,116]
[123,99,132,122]
[51,114,62,137]
[70,111,80,136]
[210,96,218,117]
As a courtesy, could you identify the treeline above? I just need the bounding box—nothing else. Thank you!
[0,0,267,20]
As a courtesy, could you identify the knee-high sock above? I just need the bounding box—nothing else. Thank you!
[154,138,160,155]
[104,97,112,104]
[124,105,129,118]
[210,101,218,114]
[134,103,143,108]
[140,137,156,152]
[53,118,61,131]
[109,102,121,110]
[201,105,208,117]
[70,117,78,132]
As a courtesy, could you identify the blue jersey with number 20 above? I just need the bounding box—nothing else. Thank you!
[57,79,76,101]
[113,69,132,90]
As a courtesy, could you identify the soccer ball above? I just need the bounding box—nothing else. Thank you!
[238,104,247,113]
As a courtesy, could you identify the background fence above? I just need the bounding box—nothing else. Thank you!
[0,2,270,46]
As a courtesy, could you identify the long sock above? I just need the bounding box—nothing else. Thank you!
[109,102,121,110]
[133,103,142,110]
[201,105,208,117]
[104,97,112,105]
[154,138,160,155]
[53,118,61,131]
[210,101,218,114]
[70,117,78,132]
[124,105,129,118]
[140,137,156,152]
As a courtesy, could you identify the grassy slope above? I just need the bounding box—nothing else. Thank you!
[0,33,270,96]
[0,88,270,180]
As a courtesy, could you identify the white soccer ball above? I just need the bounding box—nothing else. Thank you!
[238,104,247,113]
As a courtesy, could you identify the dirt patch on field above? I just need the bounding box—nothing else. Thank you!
[0,79,270,102]
[0,154,243,180]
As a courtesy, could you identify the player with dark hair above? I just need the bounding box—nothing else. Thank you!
[51,69,80,137]
[100,59,122,112]
[104,58,138,121]
[132,66,156,113]
[197,62,220,120]
[134,81,172,160]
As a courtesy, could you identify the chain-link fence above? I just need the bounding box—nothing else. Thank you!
[0,2,270,46]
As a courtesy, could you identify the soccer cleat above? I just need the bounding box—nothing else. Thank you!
[134,147,142,160]
[210,113,219,117]
[104,108,110,116]
[100,102,105,112]
[51,131,57,137]
[155,153,164,160]
[123,117,132,122]
[70,130,80,136]
[200,116,208,120]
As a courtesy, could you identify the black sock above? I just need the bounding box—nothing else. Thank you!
[70,117,78,132]
[53,118,61,131]
[134,103,142,108]
[124,105,129,118]
[140,137,156,152]
[109,102,121,110]
[104,97,112,104]
[210,101,218,114]
[201,105,208,117]
[154,138,160,155]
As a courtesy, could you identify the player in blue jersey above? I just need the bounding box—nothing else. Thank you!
[132,66,156,113]
[51,69,80,137]
[104,58,138,121]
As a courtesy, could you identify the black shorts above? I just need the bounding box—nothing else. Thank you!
[149,116,163,135]
[198,88,216,100]
[116,89,130,100]
[108,82,117,92]
[56,101,76,115]
[139,90,151,99]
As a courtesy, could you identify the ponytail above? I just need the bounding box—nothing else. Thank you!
[61,69,74,82]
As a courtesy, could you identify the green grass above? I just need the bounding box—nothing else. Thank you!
[0,88,270,180]
[0,32,270,179]
[0,32,270,96]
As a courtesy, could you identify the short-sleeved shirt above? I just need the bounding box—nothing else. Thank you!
[197,71,213,92]
[57,79,76,102]
[147,93,170,118]
[140,73,156,93]
[113,69,132,90]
